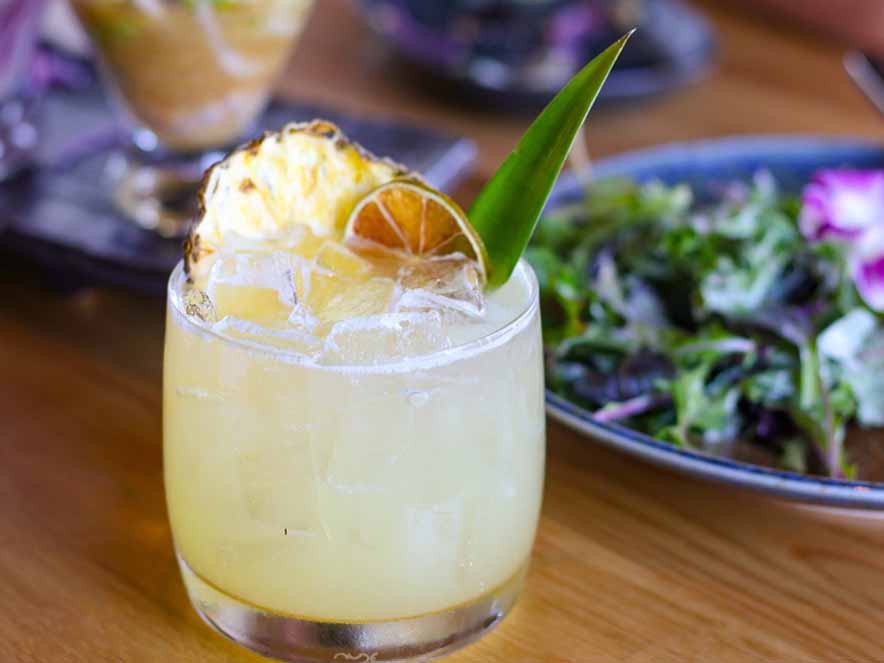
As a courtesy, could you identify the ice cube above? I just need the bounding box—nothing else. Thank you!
[212,316,322,356]
[207,251,298,324]
[209,251,298,303]
[320,310,449,364]
[287,258,388,332]
[287,304,320,333]
[321,313,402,363]
[395,257,484,319]
[316,277,396,324]
[315,241,373,279]
[302,271,346,317]
[395,309,452,356]
[283,257,327,331]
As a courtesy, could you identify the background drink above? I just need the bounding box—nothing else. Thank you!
[71,0,315,235]
[164,260,544,622]
[73,0,313,151]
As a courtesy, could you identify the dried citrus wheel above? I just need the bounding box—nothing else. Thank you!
[185,120,415,276]
[344,180,488,283]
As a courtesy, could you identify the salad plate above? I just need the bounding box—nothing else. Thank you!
[544,135,884,508]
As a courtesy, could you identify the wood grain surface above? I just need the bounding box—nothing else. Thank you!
[3,2,884,662]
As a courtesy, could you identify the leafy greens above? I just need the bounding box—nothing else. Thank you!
[530,172,884,478]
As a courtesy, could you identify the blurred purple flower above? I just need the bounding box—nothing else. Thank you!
[800,169,884,312]
[800,170,884,241]
[851,225,884,311]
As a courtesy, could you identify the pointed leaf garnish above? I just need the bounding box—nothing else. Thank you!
[469,31,634,288]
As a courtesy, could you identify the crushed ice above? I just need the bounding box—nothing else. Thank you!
[182,242,487,361]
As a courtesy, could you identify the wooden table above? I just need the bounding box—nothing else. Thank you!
[3,2,884,661]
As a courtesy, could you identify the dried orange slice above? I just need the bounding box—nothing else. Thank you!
[344,180,488,283]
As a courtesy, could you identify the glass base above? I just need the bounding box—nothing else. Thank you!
[178,554,526,663]
[106,149,224,238]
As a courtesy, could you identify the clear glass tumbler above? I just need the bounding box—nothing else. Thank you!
[163,259,546,662]
[71,0,314,235]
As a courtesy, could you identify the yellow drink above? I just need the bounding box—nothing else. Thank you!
[164,256,544,626]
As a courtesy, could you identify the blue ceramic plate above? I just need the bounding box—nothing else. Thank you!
[544,135,884,509]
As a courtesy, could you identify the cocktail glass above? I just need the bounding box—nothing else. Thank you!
[163,257,545,662]
[71,0,314,236]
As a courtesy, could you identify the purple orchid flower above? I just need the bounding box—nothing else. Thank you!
[851,224,884,311]
[800,169,884,312]
[800,170,884,240]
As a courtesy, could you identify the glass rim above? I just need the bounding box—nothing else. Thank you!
[166,258,540,374]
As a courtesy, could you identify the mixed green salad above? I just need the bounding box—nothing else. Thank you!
[528,170,884,478]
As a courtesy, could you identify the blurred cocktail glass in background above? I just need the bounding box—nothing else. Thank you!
[0,0,47,181]
[71,0,314,235]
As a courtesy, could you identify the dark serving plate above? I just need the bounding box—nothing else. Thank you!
[544,135,884,509]
[358,0,715,109]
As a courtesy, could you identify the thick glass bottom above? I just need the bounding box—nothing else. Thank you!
[107,150,224,238]
[178,554,526,663]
